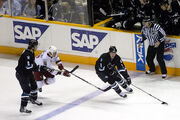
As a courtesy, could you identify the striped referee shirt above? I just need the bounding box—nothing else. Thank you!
[141,23,166,46]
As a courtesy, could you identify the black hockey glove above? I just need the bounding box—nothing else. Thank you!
[39,66,52,72]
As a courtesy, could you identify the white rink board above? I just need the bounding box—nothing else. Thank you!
[0,17,179,68]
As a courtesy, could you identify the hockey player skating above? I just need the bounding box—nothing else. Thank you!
[15,39,49,113]
[95,46,133,98]
[34,46,70,92]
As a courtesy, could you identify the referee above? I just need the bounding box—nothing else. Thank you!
[138,16,167,79]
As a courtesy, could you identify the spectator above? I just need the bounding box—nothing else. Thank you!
[23,0,41,18]
[17,0,28,12]
[36,0,45,19]
[106,0,135,29]
[0,0,21,16]
[4,0,22,16]
[159,1,180,35]
[171,0,180,35]
[93,0,111,23]
[171,0,180,14]
[0,0,6,15]
[107,0,155,30]
[75,0,88,24]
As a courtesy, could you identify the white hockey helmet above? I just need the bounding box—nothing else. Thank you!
[48,46,57,57]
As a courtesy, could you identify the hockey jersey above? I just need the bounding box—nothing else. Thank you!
[35,50,61,69]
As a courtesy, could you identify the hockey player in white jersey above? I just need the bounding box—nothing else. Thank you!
[34,46,70,92]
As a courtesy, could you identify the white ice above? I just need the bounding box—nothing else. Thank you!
[0,54,180,120]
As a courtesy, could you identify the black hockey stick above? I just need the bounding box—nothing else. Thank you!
[131,84,168,105]
[69,70,111,92]
[67,65,79,73]
[114,68,168,105]
[47,65,79,74]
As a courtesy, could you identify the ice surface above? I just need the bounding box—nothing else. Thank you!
[0,54,180,120]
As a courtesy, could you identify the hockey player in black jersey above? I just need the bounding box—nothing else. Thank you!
[95,46,133,98]
[15,39,49,113]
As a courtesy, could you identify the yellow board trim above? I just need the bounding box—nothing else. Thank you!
[0,46,180,76]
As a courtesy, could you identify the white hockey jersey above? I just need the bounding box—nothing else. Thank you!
[35,50,61,69]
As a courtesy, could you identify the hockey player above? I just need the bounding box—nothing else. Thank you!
[15,39,49,113]
[34,46,70,92]
[95,46,133,98]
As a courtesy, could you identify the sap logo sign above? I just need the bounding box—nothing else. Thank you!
[71,28,107,52]
[13,21,49,44]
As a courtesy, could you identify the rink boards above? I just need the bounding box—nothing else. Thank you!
[0,16,179,76]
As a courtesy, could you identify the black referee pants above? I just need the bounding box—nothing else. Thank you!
[146,42,167,74]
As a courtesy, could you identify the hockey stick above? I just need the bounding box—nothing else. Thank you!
[67,65,79,73]
[131,84,168,105]
[69,70,111,92]
[114,68,168,105]
[47,65,79,75]
[99,8,125,17]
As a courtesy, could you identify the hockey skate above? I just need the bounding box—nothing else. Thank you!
[20,106,32,113]
[30,99,43,106]
[145,70,155,75]
[119,92,127,98]
[125,86,133,93]
[162,74,167,79]
[38,88,42,92]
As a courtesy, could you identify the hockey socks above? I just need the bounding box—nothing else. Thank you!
[111,82,127,98]
[30,91,43,106]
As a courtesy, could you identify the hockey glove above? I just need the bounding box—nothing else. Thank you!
[57,70,70,77]
[40,65,52,72]
[62,70,70,77]
[58,64,64,70]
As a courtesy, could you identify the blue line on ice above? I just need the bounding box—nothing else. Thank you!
[35,90,103,120]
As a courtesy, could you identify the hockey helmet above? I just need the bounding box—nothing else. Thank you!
[48,46,57,57]
[109,46,117,53]
[143,16,153,22]
[28,39,38,49]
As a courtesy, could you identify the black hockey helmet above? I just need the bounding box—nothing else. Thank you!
[28,39,38,49]
[143,16,153,22]
[109,46,117,53]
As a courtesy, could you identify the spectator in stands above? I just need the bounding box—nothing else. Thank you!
[36,0,45,19]
[49,0,85,24]
[47,0,55,20]
[0,0,22,16]
[93,0,111,23]
[0,0,6,15]
[23,0,41,18]
[158,1,174,35]
[106,0,135,29]
[74,0,88,24]
[49,0,69,22]
[151,0,164,18]
[17,0,28,12]
[159,1,180,35]
[108,0,155,30]
[171,0,180,14]
[171,0,180,35]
